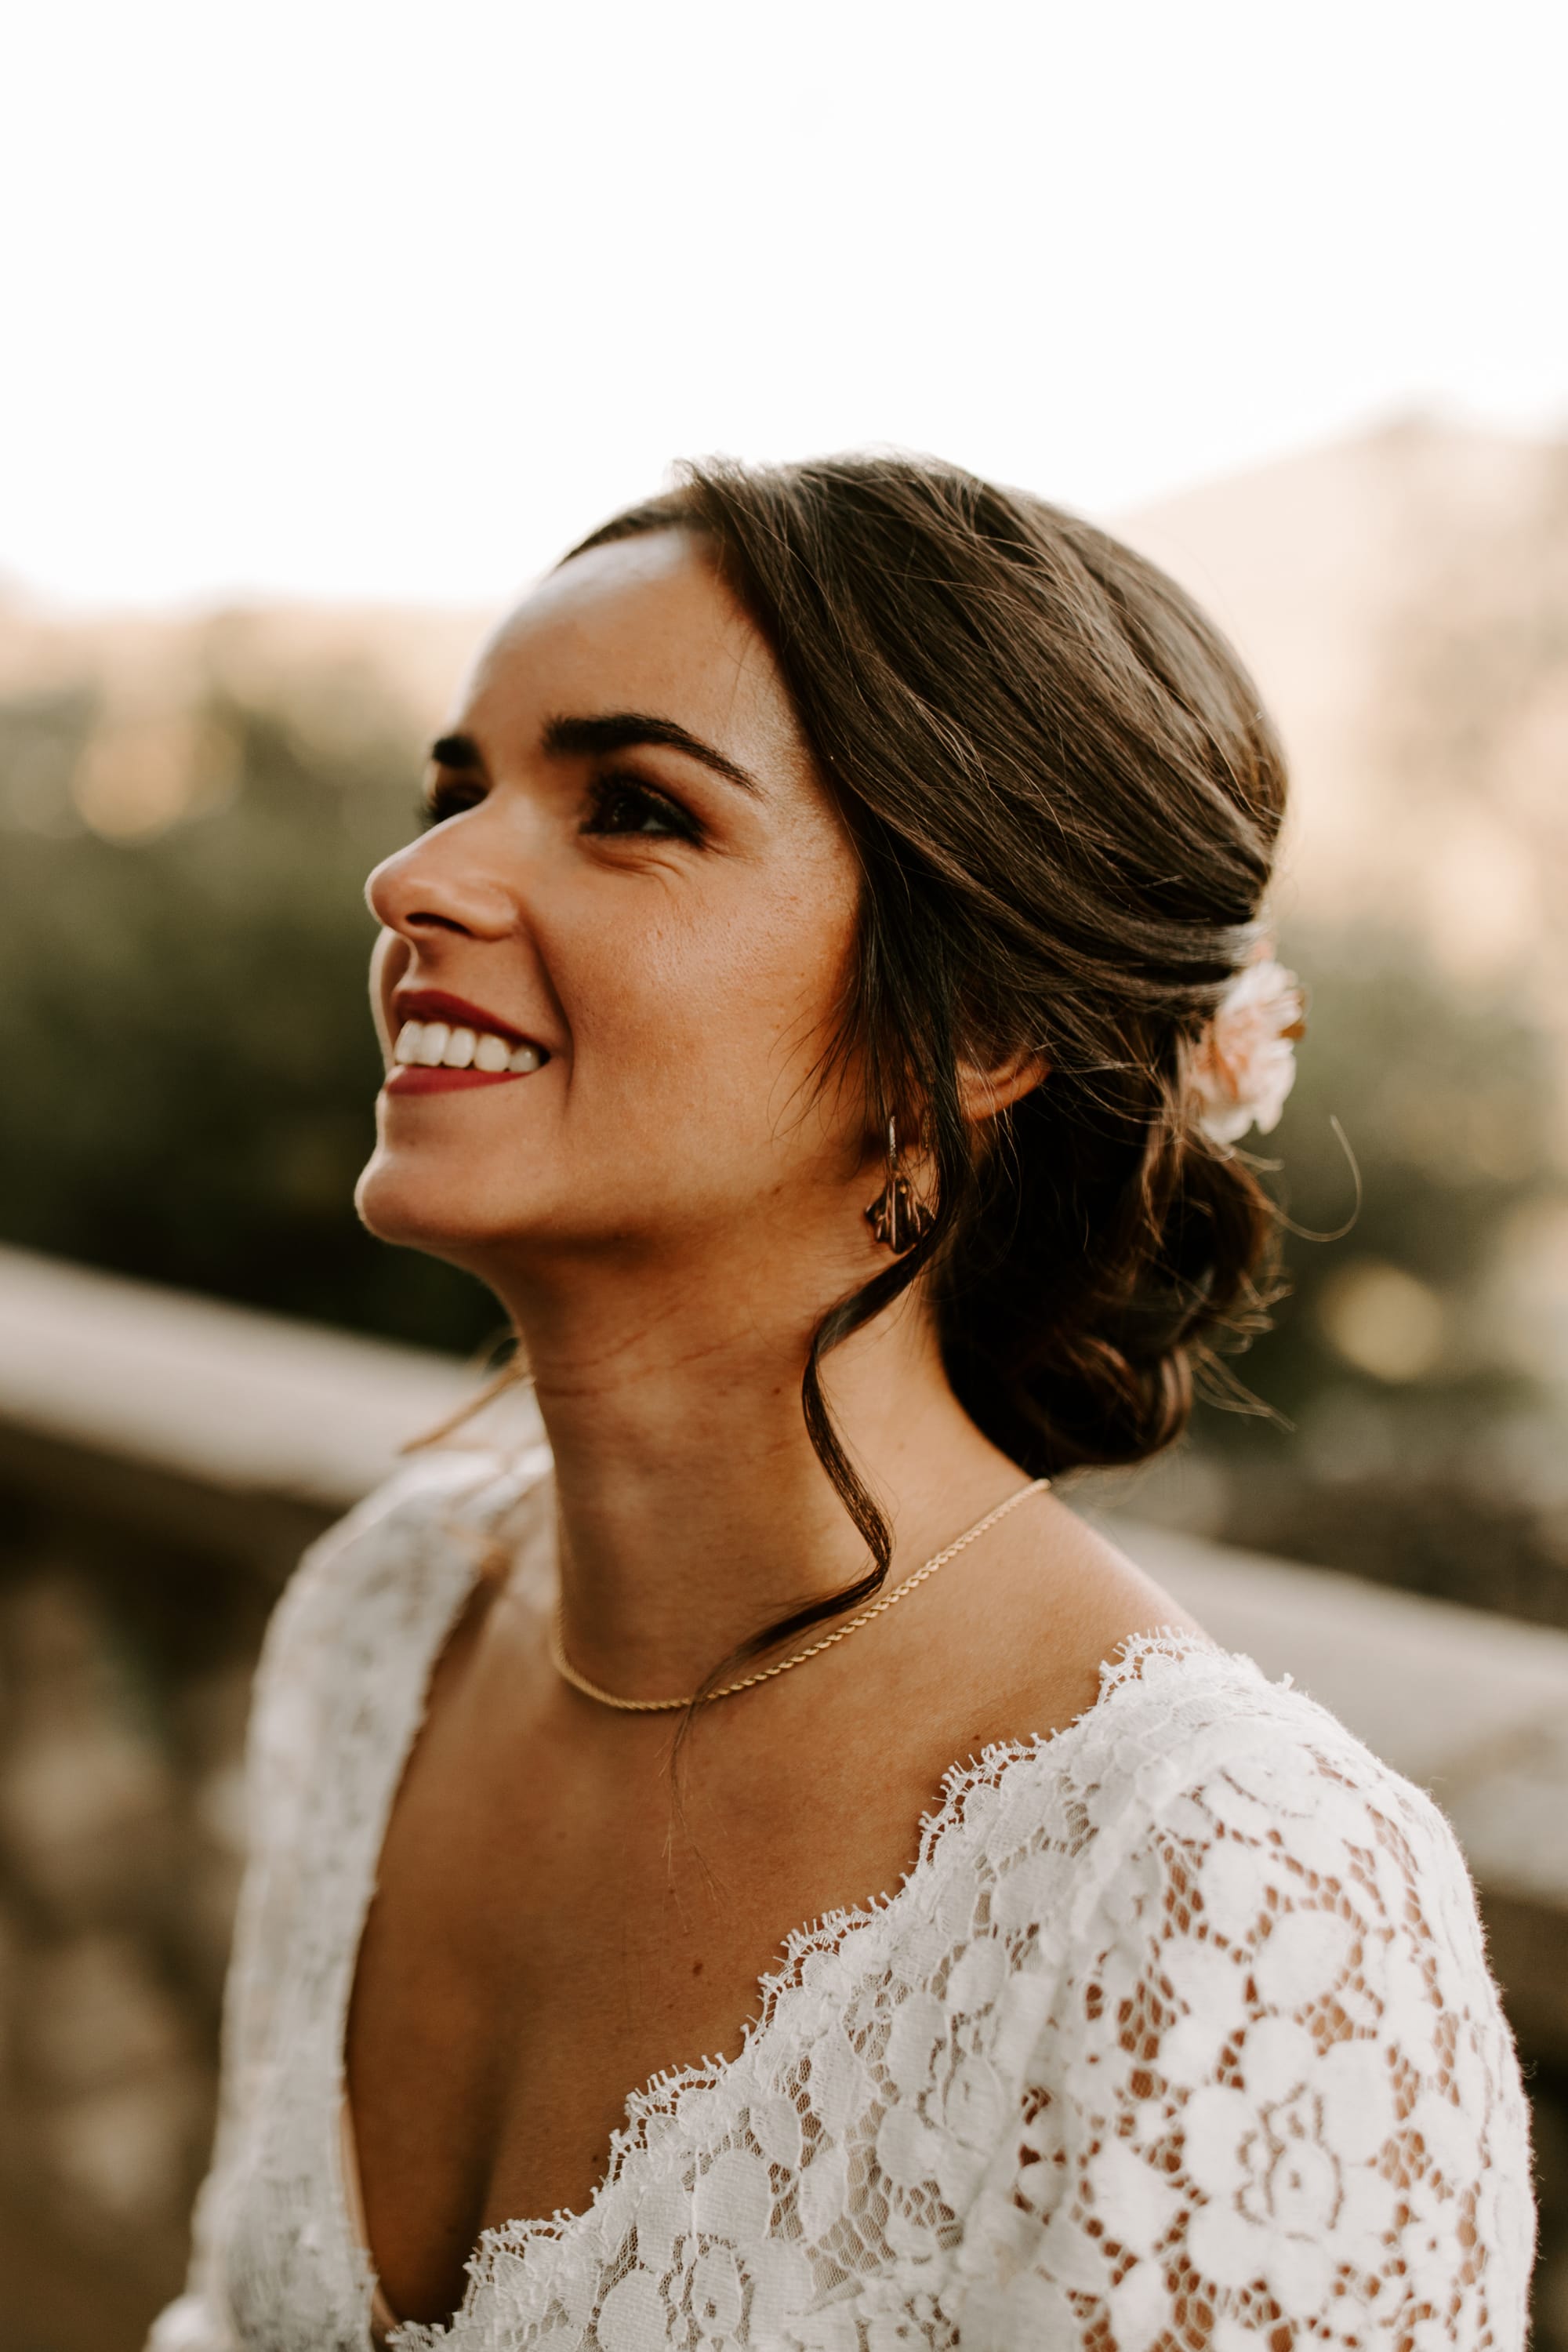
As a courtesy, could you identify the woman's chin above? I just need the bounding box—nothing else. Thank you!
[354,1156,527,1258]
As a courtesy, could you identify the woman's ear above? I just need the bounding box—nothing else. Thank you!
[956,1045,1050,1126]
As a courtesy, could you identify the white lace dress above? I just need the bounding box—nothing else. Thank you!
[149,1448,1537,2352]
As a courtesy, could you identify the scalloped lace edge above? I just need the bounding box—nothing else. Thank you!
[424,1622,1236,2308]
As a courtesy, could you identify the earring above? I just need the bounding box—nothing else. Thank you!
[865,1117,935,1253]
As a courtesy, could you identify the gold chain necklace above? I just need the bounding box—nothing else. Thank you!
[548,1477,1051,1714]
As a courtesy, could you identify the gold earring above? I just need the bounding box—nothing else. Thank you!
[865,1117,935,1253]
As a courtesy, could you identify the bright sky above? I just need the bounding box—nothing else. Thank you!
[5,0,1565,610]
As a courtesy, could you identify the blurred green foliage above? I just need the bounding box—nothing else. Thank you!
[0,675,499,1352]
[1131,926,1568,1623]
[1225,920,1556,1435]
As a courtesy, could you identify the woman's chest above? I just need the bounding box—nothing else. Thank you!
[228,1672,1084,2352]
[345,1806,811,2322]
[342,1692,996,2325]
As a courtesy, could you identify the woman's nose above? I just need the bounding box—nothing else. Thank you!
[365,830,518,945]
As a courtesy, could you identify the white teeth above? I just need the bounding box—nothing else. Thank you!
[390,1017,546,1078]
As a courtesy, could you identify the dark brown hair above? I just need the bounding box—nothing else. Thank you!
[572,453,1289,1674]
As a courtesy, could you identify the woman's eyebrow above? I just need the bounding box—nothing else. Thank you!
[543,711,763,797]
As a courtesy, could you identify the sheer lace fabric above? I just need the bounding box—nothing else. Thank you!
[150,1450,1536,2352]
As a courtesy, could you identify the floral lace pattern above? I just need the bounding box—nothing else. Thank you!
[149,1450,1536,2352]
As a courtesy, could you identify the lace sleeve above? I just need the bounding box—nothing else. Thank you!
[144,1461,473,2350]
[973,1722,1537,2350]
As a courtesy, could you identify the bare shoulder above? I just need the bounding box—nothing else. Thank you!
[1036,1487,1207,1643]
[940,1484,1207,1754]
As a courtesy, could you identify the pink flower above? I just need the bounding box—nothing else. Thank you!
[1185,956,1305,1146]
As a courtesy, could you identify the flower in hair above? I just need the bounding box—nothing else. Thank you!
[1185,955,1305,1145]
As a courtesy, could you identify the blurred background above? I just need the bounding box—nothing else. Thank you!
[2,0,1566,2343]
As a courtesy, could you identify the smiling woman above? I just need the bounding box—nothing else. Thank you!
[150,456,1534,2352]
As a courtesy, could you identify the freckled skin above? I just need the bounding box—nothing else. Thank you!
[346,532,1201,2327]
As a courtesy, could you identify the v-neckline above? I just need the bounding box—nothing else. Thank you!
[328,1450,1225,2347]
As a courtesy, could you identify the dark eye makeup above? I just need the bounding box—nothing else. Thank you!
[416,767,704,844]
[580,772,702,842]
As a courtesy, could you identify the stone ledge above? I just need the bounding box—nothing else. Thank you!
[0,1243,491,1515]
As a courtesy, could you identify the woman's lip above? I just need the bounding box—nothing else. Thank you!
[390,989,541,1049]
[383,1065,529,1096]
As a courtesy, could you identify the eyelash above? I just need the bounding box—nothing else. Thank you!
[418,775,483,829]
[416,771,703,844]
[582,771,702,842]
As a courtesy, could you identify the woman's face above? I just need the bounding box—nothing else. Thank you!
[357,528,870,1281]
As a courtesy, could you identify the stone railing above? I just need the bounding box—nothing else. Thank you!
[1,1244,1564,2349]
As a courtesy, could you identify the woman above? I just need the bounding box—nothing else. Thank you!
[151,457,1534,2351]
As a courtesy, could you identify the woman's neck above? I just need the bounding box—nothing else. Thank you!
[489,1239,1018,1705]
